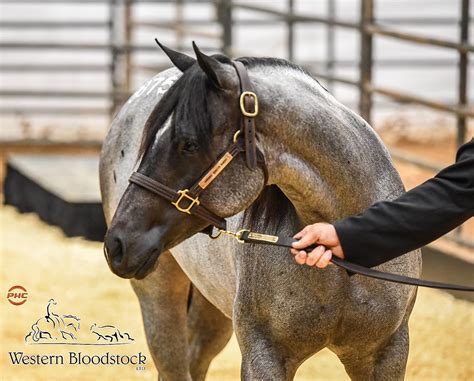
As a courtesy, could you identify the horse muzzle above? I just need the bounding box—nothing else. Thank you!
[103,226,163,280]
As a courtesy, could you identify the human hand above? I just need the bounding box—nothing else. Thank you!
[290,223,344,268]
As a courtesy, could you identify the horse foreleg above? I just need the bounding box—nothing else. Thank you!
[238,335,299,380]
[187,286,233,381]
[338,322,410,381]
[131,250,191,381]
[373,322,410,381]
[235,317,299,381]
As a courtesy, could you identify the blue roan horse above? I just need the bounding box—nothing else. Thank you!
[100,43,421,380]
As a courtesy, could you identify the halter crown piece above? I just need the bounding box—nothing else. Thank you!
[128,61,474,292]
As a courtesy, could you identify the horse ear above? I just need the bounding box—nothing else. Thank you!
[192,41,234,89]
[155,39,195,72]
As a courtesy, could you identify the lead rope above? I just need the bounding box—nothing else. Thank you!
[210,228,474,292]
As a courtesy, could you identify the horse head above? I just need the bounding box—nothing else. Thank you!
[104,42,266,279]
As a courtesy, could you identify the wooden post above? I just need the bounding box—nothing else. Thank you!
[109,0,118,117]
[326,0,336,92]
[175,0,184,51]
[218,0,233,56]
[457,0,469,148]
[287,0,294,61]
[359,0,373,124]
[455,0,470,240]
[124,0,132,96]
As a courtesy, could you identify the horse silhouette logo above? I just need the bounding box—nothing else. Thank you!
[24,299,133,345]
[90,323,134,343]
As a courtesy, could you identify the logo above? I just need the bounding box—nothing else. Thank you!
[7,285,28,306]
[6,298,147,370]
[25,299,134,345]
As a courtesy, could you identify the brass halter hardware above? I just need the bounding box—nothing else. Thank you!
[210,228,249,243]
[233,130,241,143]
[170,129,241,215]
[171,189,200,214]
[240,91,259,117]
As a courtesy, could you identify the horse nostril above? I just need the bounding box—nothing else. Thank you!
[112,238,125,266]
[105,235,125,267]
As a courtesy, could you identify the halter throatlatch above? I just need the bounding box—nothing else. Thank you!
[129,60,264,231]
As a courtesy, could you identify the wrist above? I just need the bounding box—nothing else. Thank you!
[328,224,344,259]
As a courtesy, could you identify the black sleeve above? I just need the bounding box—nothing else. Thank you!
[333,138,474,268]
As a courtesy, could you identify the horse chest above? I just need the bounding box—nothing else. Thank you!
[170,236,239,318]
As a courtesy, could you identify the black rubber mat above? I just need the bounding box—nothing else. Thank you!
[4,155,106,242]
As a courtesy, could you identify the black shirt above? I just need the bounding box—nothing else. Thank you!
[334,138,474,268]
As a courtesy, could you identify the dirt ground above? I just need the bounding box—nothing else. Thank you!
[1,205,473,381]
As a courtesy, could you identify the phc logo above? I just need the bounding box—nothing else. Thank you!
[7,285,28,306]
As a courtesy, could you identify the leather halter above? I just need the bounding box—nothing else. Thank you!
[129,61,265,231]
[127,61,474,292]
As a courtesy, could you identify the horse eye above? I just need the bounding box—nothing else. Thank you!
[181,140,200,155]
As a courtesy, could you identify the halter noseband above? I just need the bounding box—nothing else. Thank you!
[129,61,266,232]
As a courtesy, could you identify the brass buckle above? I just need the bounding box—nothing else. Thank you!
[172,189,200,214]
[239,91,259,117]
[210,228,248,243]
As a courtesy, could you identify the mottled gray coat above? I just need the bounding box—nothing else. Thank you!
[100,65,421,381]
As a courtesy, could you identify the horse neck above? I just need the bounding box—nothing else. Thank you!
[252,67,403,225]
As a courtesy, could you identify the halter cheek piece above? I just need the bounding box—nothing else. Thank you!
[128,61,474,292]
[129,61,266,232]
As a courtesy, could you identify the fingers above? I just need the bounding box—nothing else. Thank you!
[292,225,320,249]
[316,250,332,268]
[292,247,332,269]
[293,225,310,240]
[294,250,307,265]
[291,224,336,269]
[305,245,325,266]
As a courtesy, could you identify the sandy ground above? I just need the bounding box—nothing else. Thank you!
[1,205,473,380]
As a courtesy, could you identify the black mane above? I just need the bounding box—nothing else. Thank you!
[139,61,220,158]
